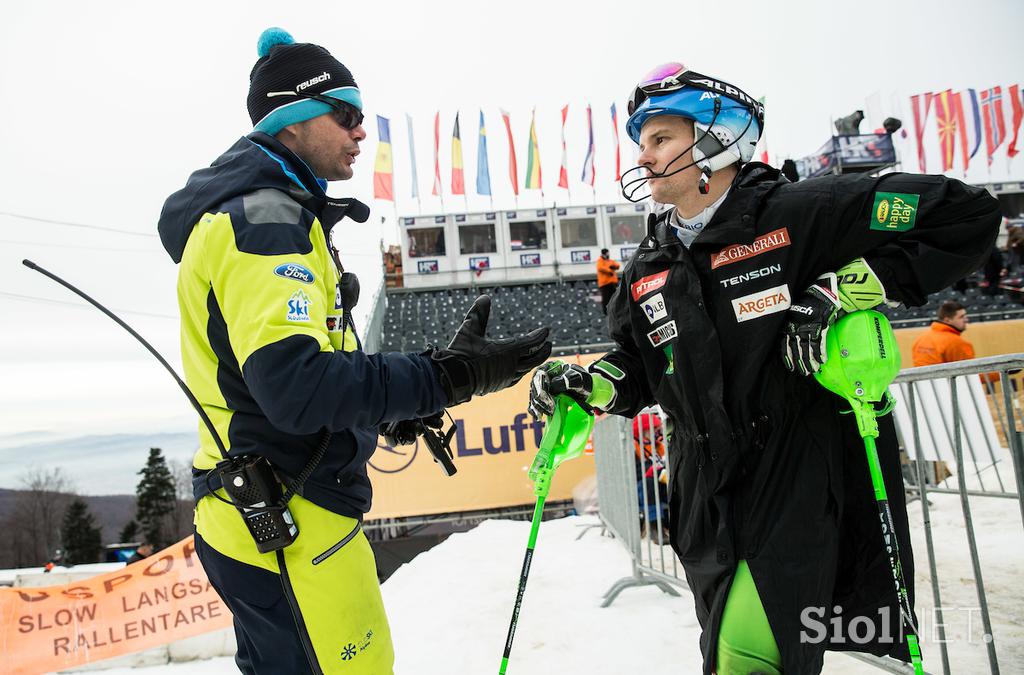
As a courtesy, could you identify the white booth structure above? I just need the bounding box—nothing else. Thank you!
[395,203,651,289]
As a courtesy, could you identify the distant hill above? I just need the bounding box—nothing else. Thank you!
[0,488,138,544]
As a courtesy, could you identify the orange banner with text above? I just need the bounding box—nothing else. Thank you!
[0,537,232,675]
[366,354,603,519]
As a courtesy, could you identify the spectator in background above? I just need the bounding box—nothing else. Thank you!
[126,543,153,564]
[596,248,620,314]
[911,300,974,366]
[632,414,669,541]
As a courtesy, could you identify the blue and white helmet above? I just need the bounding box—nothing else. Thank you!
[626,63,764,174]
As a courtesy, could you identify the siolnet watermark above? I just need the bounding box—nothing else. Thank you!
[800,605,993,645]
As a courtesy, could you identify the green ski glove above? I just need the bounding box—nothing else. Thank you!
[836,257,889,312]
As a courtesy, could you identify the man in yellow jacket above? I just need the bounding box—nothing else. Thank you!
[158,28,549,674]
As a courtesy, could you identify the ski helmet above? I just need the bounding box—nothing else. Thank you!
[626,63,764,174]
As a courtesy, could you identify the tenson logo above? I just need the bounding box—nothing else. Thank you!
[274,263,316,284]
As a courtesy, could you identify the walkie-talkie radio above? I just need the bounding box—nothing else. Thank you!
[217,455,298,553]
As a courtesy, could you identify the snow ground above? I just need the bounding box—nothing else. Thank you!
[73,492,1024,675]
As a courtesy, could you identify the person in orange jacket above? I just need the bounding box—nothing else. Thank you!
[596,248,621,314]
[911,300,974,366]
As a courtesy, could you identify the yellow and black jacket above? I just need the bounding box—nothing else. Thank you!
[158,132,447,518]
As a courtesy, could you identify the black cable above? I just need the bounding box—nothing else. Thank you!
[21,259,230,460]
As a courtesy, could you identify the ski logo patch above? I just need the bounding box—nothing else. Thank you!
[710,227,790,269]
[274,263,316,284]
[631,270,669,301]
[731,284,791,322]
[870,192,919,232]
[640,292,667,323]
[647,320,678,347]
[286,290,312,322]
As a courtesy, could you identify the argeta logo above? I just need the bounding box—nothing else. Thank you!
[286,290,312,322]
[641,293,667,324]
[274,263,316,284]
[731,284,790,322]
[646,320,678,347]
[631,270,669,301]
[297,71,331,91]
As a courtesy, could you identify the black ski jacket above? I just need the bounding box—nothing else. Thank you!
[598,163,1000,674]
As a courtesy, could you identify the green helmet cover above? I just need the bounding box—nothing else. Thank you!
[815,310,901,404]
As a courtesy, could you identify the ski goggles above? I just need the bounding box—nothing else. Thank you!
[627,62,764,127]
[266,90,365,130]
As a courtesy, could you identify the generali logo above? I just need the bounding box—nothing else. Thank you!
[631,270,669,302]
[710,227,791,269]
[731,284,791,322]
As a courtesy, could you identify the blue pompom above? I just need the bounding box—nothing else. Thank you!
[257,27,294,58]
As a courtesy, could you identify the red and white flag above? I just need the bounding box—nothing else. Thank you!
[910,93,934,173]
[1007,84,1023,159]
[558,105,569,189]
[431,111,442,196]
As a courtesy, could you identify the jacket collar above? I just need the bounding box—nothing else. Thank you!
[640,162,784,252]
[931,321,964,335]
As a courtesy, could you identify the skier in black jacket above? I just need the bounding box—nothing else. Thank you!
[529,63,1000,675]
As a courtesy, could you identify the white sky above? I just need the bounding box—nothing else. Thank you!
[1,0,1023,444]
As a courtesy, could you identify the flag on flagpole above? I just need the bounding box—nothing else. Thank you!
[980,87,1007,166]
[610,102,622,180]
[558,105,569,189]
[476,110,492,196]
[951,91,970,172]
[935,90,957,172]
[501,109,519,196]
[451,113,465,195]
[405,113,420,201]
[431,111,442,196]
[581,104,595,186]
[910,93,933,173]
[372,115,394,201]
[967,89,983,160]
[1007,84,1023,158]
[525,109,542,190]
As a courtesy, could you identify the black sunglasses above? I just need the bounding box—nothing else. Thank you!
[266,90,365,130]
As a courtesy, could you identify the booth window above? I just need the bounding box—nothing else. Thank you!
[459,224,497,254]
[509,220,547,250]
[408,227,446,258]
[559,217,597,247]
[610,215,645,244]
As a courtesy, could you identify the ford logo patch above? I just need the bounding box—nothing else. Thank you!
[274,263,315,284]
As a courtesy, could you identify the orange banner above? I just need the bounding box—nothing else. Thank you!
[0,537,232,675]
[366,354,602,519]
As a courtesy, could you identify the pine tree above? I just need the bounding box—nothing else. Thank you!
[119,519,140,543]
[135,448,176,550]
[61,498,102,565]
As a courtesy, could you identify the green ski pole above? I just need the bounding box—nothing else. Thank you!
[815,310,924,675]
[499,395,594,675]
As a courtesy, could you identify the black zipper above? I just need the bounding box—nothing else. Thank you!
[277,549,324,675]
[312,520,362,566]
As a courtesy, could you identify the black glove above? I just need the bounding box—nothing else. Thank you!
[380,413,443,447]
[528,361,594,418]
[781,273,843,376]
[428,295,552,406]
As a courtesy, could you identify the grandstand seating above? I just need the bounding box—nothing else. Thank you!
[375,276,1024,354]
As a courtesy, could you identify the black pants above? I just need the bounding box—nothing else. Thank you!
[599,283,617,314]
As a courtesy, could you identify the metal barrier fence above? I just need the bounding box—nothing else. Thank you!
[591,354,1024,675]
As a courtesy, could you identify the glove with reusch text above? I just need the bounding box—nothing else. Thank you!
[781,272,842,376]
